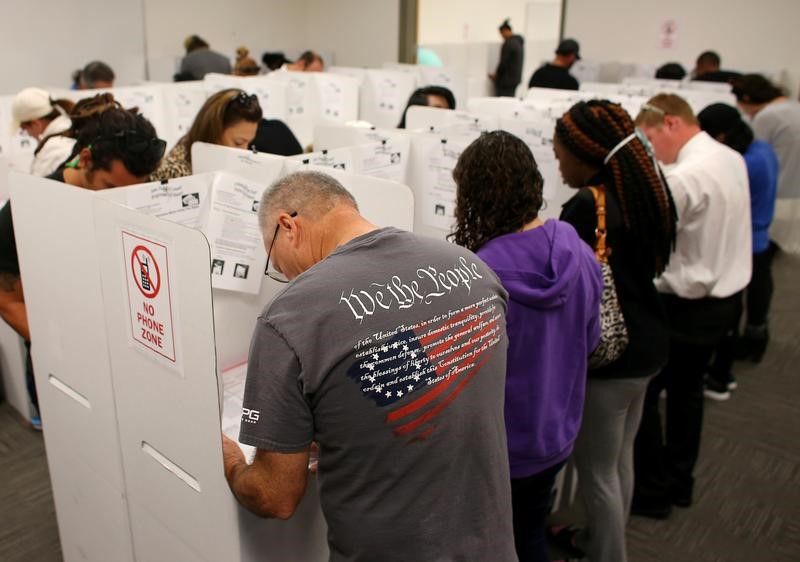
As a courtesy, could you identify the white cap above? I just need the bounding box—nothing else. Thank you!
[10,88,55,132]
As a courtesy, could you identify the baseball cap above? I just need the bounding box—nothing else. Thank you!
[556,38,581,59]
[11,87,55,132]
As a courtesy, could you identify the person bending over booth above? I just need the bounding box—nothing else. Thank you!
[631,94,751,518]
[150,89,262,181]
[450,131,602,562]
[223,171,517,562]
[11,88,75,176]
[697,103,779,398]
[397,86,456,128]
[0,106,165,428]
[528,39,581,91]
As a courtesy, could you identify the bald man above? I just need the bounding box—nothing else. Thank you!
[222,171,516,562]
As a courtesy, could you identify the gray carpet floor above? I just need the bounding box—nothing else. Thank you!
[1,253,798,562]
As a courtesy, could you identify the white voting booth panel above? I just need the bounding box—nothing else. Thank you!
[190,142,288,372]
[405,105,498,137]
[10,173,135,562]
[383,63,468,114]
[11,171,328,561]
[361,70,418,129]
[90,194,328,562]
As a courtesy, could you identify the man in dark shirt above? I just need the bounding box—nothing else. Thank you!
[692,50,741,83]
[0,107,164,425]
[528,38,582,91]
[490,19,525,97]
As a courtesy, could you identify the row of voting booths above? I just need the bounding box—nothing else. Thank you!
[3,66,747,561]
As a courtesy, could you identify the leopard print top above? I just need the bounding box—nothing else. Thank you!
[149,140,192,182]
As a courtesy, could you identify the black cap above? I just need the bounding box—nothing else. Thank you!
[697,103,741,138]
[556,38,581,59]
[499,18,511,31]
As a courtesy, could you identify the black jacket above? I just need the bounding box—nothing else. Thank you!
[496,35,524,90]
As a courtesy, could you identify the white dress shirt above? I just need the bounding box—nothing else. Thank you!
[656,131,752,299]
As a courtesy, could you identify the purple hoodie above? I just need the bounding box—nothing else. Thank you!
[477,220,602,479]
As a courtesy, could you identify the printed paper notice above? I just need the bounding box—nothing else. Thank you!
[415,136,469,230]
[123,176,211,229]
[354,139,409,183]
[205,174,269,294]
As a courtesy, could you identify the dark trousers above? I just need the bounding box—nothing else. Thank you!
[709,250,772,379]
[511,460,565,562]
[746,248,774,327]
[495,85,518,97]
[24,341,39,412]
[634,293,740,504]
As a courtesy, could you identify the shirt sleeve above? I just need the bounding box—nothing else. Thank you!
[238,319,314,453]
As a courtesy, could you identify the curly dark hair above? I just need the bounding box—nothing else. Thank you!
[449,130,544,252]
[555,99,676,275]
[75,107,165,177]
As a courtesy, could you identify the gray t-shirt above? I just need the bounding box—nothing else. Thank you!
[180,48,232,80]
[240,227,516,562]
[752,100,800,199]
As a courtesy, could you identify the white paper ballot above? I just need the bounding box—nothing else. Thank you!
[205,173,270,294]
[122,176,211,229]
[220,362,256,463]
[410,135,471,231]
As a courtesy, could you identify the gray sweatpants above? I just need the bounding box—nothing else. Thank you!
[573,376,652,562]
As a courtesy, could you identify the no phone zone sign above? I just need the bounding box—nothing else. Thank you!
[122,231,177,363]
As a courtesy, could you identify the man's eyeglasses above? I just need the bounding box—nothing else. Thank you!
[264,211,298,283]
[93,130,167,159]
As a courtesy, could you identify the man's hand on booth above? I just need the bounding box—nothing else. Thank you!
[222,433,311,520]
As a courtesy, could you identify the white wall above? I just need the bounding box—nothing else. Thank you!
[0,0,146,94]
[0,0,401,94]
[418,0,528,43]
[563,0,800,92]
[143,0,310,82]
[306,0,400,68]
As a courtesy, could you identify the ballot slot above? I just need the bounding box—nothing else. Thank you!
[141,441,202,493]
[48,373,91,410]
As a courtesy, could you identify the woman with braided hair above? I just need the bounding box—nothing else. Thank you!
[451,130,603,562]
[552,100,676,562]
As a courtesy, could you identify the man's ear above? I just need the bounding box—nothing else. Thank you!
[78,147,93,170]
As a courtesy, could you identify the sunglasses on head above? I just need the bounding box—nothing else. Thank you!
[233,91,259,106]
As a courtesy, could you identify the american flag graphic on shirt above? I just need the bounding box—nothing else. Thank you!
[347,296,503,440]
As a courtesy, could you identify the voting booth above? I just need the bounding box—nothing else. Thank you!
[10,141,414,561]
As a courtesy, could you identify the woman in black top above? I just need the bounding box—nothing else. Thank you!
[552,100,676,562]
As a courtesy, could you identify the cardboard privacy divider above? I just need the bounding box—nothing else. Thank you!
[404,105,498,138]
[10,171,332,561]
[289,138,411,185]
[313,123,411,152]
[359,69,417,129]
[382,63,468,115]
[10,172,136,562]
[189,143,290,372]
